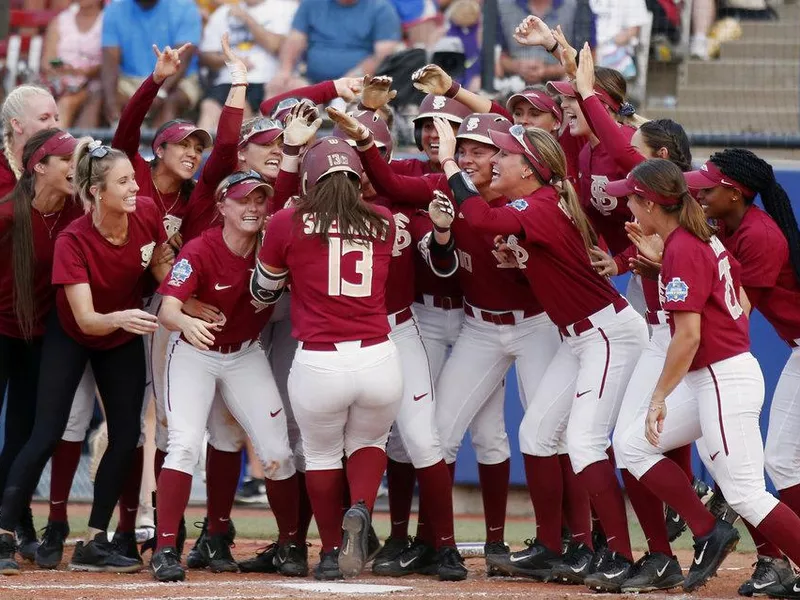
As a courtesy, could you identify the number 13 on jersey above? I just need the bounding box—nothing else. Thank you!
[328,237,374,297]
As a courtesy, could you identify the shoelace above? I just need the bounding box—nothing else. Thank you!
[751,558,774,581]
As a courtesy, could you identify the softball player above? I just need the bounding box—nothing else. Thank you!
[684,149,800,597]
[610,159,800,594]
[252,135,402,581]
[149,171,299,583]
[0,140,171,576]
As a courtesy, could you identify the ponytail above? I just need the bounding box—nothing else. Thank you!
[675,193,714,243]
[555,178,598,250]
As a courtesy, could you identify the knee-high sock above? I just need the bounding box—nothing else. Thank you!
[639,459,715,538]
[577,459,632,560]
[478,460,510,544]
[756,502,800,566]
[265,474,300,543]
[155,468,192,550]
[743,518,783,559]
[559,454,592,549]
[296,471,313,546]
[206,446,241,536]
[621,468,671,555]
[346,447,386,513]
[416,460,455,549]
[48,440,83,523]
[779,483,800,518]
[664,445,693,482]
[523,454,563,553]
[117,445,145,533]
[154,448,167,481]
[306,469,345,552]
[387,459,416,540]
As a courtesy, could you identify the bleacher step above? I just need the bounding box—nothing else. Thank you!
[720,39,800,60]
[664,86,799,110]
[646,106,800,134]
[682,58,800,87]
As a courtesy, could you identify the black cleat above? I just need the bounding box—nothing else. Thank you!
[561,526,572,553]
[150,546,185,582]
[367,525,381,562]
[684,518,740,592]
[314,548,343,580]
[584,549,633,593]
[485,538,560,580]
[437,545,467,581]
[484,541,509,577]
[767,574,800,599]
[592,528,607,554]
[339,501,370,578]
[35,521,70,569]
[275,541,309,577]
[112,531,142,563]
[371,536,409,571]
[621,551,684,592]
[738,555,794,597]
[238,543,278,573]
[0,533,20,575]
[15,507,38,562]
[373,537,438,577]
[550,541,595,584]
[68,532,143,573]
[186,519,209,569]
[202,533,238,573]
[708,488,740,525]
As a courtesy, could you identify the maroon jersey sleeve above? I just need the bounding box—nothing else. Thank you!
[112,75,160,159]
[270,169,300,215]
[259,80,338,116]
[660,237,713,314]
[360,145,443,207]
[193,105,244,199]
[52,231,89,286]
[734,222,784,290]
[259,208,292,270]
[490,99,512,121]
[581,95,644,174]
[458,196,525,237]
[158,242,201,301]
[613,243,637,275]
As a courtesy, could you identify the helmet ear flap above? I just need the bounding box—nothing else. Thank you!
[414,121,425,151]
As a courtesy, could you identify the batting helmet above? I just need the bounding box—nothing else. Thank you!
[300,136,364,194]
[457,113,512,147]
[412,94,471,150]
[332,109,394,160]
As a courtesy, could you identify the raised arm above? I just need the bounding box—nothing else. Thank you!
[411,63,494,115]
[259,77,362,117]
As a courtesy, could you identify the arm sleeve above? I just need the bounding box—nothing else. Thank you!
[197,105,244,190]
[459,196,524,236]
[259,80,338,117]
[581,94,644,174]
[489,100,513,121]
[270,169,300,215]
[52,235,89,285]
[361,144,440,206]
[259,210,291,270]
[613,243,638,275]
[112,75,161,158]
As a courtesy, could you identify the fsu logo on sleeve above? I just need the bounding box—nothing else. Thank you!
[140,241,156,268]
[664,277,689,302]
[168,258,193,287]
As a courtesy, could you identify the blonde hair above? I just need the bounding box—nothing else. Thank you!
[1,85,56,179]
[594,67,648,129]
[73,138,129,207]
[523,127,598,250]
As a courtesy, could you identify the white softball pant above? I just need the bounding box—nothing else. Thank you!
[620,352,778,526]
[163,338,295,480]
[763,343,800,491]
[435,308,561,465]
[519,304,648,473]
[288,339,403,471]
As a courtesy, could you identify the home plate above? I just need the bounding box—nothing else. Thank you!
[276,582,413,594]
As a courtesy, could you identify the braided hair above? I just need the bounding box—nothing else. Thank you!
[639,119,692,172]
[710,148,800,281]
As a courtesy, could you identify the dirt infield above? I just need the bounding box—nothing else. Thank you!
[0,540,754,600]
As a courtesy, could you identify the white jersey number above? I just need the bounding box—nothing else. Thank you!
[718,256,744,320]
[392,213,411,257]
[328,238,374,297]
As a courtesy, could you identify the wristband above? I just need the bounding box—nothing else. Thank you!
[282,144,302,157]
[440,157,458,171]
[444,80,461,98]
[433,223,450,233]
[429,233,455,258]
[230,83,248,88]
[355,130,374,150]
[547,39,559,54]
[227,64,248,85]
[447,171,479,206]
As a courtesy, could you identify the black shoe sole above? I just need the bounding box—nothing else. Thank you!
[35,552,62,569]
[151,566,186,582]
[279,562,309,577]
[622,573,686,592]
[314,567,344,580]
[585,577,624,593]
[208,560,239,573]
[684,530,740,592]
[439,566,468,581]
[186,553,208,569]
[485,555,553,580]
[238,562,278,574]
[0,564,20,576]
[339,507,369,578]
[550,568,590,585]
[68,562,143,573]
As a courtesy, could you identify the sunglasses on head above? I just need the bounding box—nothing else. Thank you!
[271,97,301,119]
[508,124,551,180]
[249,117,283,134]
[88,141,111,181]
[217,169,264,200]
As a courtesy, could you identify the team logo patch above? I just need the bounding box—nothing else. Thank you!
[168,258,193,287]
[432,96,446,110]
[140,241,156,268]
[509,199,528,211]
[664,277,689,302]
[465,117,480,131]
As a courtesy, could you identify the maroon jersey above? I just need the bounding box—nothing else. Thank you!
[159,227,274,346]
[459,187,620,327]
[391,157,434,177]
[409,209,463,299]
[258,205,395,343]
[0,153,16,199]
[0,199,83,338]
[52,197,167,349]
[719,206,800,343]
[373,198,416,314]
[259,80,337,118]
[660,228,750,370]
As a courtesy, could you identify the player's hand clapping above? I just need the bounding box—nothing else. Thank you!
[326,107,369,142]
[429,190,456,230]
[333,77,364,103]
[551,26,578,79]
[360,75,397,111]
[574,44,596,98]
[152,42,192,85]
[412,64,453,97]
[513,15,558,51]
[283,101,323,147]
[112,309,159,336]
[626,221,664,262]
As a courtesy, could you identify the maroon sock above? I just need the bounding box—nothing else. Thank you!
[478,460,509,544]
[522,454,563,553]
[346,447,387,513]
[664,445,693,482]
[744,518,783,559]
[206,446,241,536]
[779,483,800,517]
[154,448,167,480]
[296,472,313,546]
[446,461,455,481]
[265,474,300,543]
[48,440,82,523]
[577,460,632,560]
[640,459,715,538]
[756,502,800,566]
[387,459,416,540]
[559,454,592,549]
[155,468,192,550]
[306,469,345,551]
[621,468,671,555]
[117,445,144,533]
[416,460,456,548]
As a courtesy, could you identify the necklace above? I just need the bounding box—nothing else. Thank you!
[222,229,256,258]
[36,208,63,239]
[151,175,180,215]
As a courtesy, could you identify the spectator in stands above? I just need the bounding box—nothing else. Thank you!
[271,0,402,96]
[101,0,202,127]
[390,0,443,48]
[497,0,596,87]
[198,0,297,132]
[690,0,715,59]
[196,0,237,24]
[590,0,650,79]
[41,0,104,129]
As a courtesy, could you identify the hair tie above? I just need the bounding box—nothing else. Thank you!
[618,102,636,117]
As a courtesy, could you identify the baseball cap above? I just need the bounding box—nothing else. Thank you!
[239,117,283,148]
[684,160,754,198]
[152,122,213,153]
[218,171,273,201]
[506,90,563,125]
[545,80,621,112]
[605,172,680,206]
[26,131,79,173]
